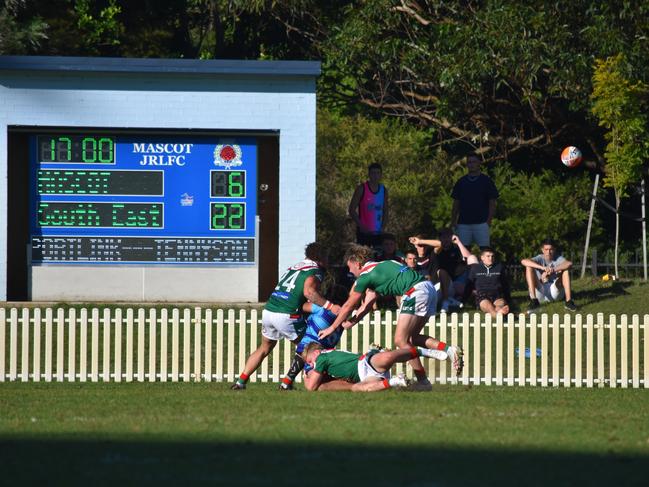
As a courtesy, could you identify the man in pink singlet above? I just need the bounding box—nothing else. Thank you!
[348,163,388,248]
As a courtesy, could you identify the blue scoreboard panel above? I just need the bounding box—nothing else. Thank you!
[29,133,257,264]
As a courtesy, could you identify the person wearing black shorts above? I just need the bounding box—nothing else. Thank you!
[467,247,510,318]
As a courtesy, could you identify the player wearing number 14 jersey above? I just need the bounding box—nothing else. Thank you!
[231,242,340,390]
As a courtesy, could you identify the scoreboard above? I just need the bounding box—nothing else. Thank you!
[29,133,257,264]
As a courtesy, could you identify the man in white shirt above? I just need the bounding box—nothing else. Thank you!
[521,239,577,313]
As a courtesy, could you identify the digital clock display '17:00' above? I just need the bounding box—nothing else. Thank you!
[38,135,116,164]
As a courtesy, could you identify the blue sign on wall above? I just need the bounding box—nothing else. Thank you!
[29,134,257,264]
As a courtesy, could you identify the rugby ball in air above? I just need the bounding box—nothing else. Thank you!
[561,146,582,168]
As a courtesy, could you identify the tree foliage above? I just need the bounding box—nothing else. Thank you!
[0,0,47,54]
[590,53,649,275]
[267,1,649,165]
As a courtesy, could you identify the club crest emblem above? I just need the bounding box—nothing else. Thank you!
[213,144,243,169]
[180,193,194,206]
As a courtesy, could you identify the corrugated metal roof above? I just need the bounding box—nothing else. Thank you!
[0,55,321,77]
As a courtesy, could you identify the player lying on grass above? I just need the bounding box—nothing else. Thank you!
[279,284,349,391]
[301,342,449,392]
[318,244,464,388]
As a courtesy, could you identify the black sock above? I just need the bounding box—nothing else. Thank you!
[286,354,306,382]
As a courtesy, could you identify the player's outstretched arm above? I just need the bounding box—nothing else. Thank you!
[345,290,377,328]
[318,289,363,339]
[303,276,341,315]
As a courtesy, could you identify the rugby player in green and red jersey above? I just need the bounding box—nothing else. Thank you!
[319,244,464,388]
[231,242,340,390]
[301,342,449,392]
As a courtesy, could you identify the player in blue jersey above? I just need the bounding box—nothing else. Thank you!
[279,285,348,390]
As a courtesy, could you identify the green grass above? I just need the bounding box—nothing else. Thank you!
[1,383,648,486]
[505,277,649,316]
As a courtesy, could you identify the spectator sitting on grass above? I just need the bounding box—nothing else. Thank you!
[452,237,510,319]
[521,239,577,313]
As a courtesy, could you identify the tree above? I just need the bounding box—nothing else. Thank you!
[268,1,649,165]
[0,0,47,54]
[591,53,649,277]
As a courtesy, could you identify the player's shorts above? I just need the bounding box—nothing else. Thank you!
[399,280,437,317]
[535,280,564,303]
[261,309,306,341]
[357,349,389,382]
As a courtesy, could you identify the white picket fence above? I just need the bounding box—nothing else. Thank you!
[1,307,648,388]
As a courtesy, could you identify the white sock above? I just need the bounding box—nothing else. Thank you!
[418,347,448,361]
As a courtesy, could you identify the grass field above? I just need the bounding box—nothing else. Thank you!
[1,383,648,486]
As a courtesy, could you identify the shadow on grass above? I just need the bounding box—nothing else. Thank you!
[1,438,646,486]
[574,279,634,306]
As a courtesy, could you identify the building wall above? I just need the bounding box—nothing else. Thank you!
[0,71,316,301]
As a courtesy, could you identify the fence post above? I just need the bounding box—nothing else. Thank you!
[91,307,99,382]
[21,308,30,382]
[171,308,179,382]
[620,314,628,388]
[472,313,482,386]
[506,314,515,386]
[609,310,617,388]
[137,308,146,382]
[160,308,168,382]
[562,313,571,388]
[586,315,594,387]
[68,308,76,383]
[495,313,503,386]
[632,314,640,388]
[182,309,191,383]
[439,314,448,385]
[79,308,88,382]
[552,314,560,387]
[540,314,549,387]
[114,308,123,382]
[575,314,583,388]
[194,307,202,382]
[227,309,236,382]
[33,308,41,382]
[103,309,111,383]
[125,308,134,382]
[238,309,247,381]
[216,309,224,382]
[44,308,54,382]
[518,312,526,386]
[484,314,493,386]
[149,308,157,383]
[204,309,213,382]
[597,314,605,388]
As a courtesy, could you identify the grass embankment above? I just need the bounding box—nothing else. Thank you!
[1,383,647,486]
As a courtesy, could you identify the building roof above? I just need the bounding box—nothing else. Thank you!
[0,55,321,77]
